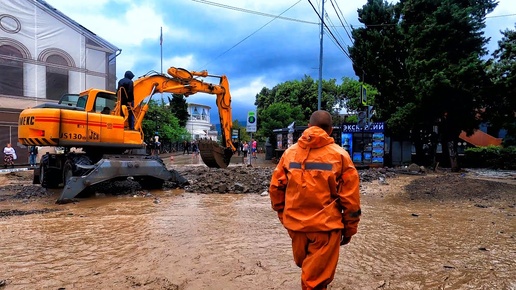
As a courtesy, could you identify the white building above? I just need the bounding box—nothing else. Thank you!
[0,0,118,161]
[186,103,218,140]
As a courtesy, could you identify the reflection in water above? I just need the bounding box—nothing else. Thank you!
[0,190,514,289]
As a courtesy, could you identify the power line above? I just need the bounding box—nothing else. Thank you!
[192,0,516,28]
[486,13,516,19]
[307,0,351,60]
[197,0,303,70]
[191,0,315,24]
[329,0,354,44]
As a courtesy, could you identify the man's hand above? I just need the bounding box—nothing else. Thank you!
[340,235,351,246]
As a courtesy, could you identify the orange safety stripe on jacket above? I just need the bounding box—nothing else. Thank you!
[269,126,361,237]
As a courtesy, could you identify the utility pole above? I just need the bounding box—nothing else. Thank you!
[160,26,163,74]
[317,0,325,110]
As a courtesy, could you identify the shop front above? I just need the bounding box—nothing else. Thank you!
[341,122,386,167]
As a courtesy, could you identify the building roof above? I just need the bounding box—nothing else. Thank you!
[34,0,119,53]
[459,130,502,147]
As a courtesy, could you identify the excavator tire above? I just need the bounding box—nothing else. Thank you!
[198,139,232,168]
[63,154,93,187]
[39,154,61,189]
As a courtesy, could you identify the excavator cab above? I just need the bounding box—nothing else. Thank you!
[58,94,83,108]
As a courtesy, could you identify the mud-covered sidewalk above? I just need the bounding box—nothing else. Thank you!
[0,156,515,289]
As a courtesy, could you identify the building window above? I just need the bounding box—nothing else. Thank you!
[192,107,200,120]
[0,45,23,96]
[46,54,69,101]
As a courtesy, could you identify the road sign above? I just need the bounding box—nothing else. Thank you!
[232,129,239,139]
[247,111,257,132]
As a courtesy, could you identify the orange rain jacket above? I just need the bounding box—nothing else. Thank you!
[269,126,361,238]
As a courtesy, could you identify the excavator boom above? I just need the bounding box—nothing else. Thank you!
[128,68,235,167]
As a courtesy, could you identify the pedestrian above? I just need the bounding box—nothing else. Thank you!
[243,142,248,158]
[28,145,38,167]
[3,143,16,169]
[269,110,361,290]
[251,139,257,159]
[183,140,189,155]
[117,70,135,130]
[191,142,199,158]
[153,141,160,156]
[148,138,155,155]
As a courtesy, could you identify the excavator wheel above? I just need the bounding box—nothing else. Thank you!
[39,154,61,189]
[198,139,233,168]
[62,154,93,187]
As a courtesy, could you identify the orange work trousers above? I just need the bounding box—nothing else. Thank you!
[288,229,341,290]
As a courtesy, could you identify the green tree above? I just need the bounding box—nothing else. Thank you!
[402,0,496,170]
[349,0,409,126]
[168,94,190,127]
[336,77,378,112]
[349,0,497,169]
[486,26,516,146]
[142,100,190,143]
[255,76,339,122]
[257,102,304,147]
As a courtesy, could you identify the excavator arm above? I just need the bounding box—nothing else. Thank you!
[124,67,236,167]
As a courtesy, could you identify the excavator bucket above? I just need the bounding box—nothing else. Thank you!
[198,139,233,168]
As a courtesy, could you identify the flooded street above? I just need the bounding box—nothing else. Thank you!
[0,166,515,289]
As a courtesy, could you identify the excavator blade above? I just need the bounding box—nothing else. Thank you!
[198,139,233,168]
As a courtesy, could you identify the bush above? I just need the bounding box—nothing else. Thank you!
[463,146,516,169]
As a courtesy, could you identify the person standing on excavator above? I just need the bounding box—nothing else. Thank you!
[117,70,135,130]
[269,110,361,290]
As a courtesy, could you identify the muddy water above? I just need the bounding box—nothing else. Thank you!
[1,187,515,289]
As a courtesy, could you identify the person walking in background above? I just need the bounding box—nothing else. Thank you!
[191,141,199,158]
[3,143,16,169]
[243,142,249,158]
[117,70,135,130]
[28,145,38,167]
[269,110,361,290]
[251,139,257,159]
[183,140,190,155]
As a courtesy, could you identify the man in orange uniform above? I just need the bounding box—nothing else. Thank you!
[269,110,361,290]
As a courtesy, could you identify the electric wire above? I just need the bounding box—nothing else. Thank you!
[197,0,303,70]
[329,0,354,44]
[191,0,315,24]
[324,12,351,56]
[192,0,516,29]
[307,0,351,60]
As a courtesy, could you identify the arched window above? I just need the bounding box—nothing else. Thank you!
[0,45,23,96]
[45,54,69,101]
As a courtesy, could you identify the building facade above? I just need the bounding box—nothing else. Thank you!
[186,103,218,140]
[0,0,118,163]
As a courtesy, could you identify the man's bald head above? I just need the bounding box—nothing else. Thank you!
[309,110,333,134]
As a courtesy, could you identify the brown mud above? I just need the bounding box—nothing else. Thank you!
[0,154,515,289]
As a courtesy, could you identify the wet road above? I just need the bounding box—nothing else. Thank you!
[1,176,515,290]
[1,155,515,289]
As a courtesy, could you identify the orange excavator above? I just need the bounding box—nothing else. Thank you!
[17,67,236,202]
